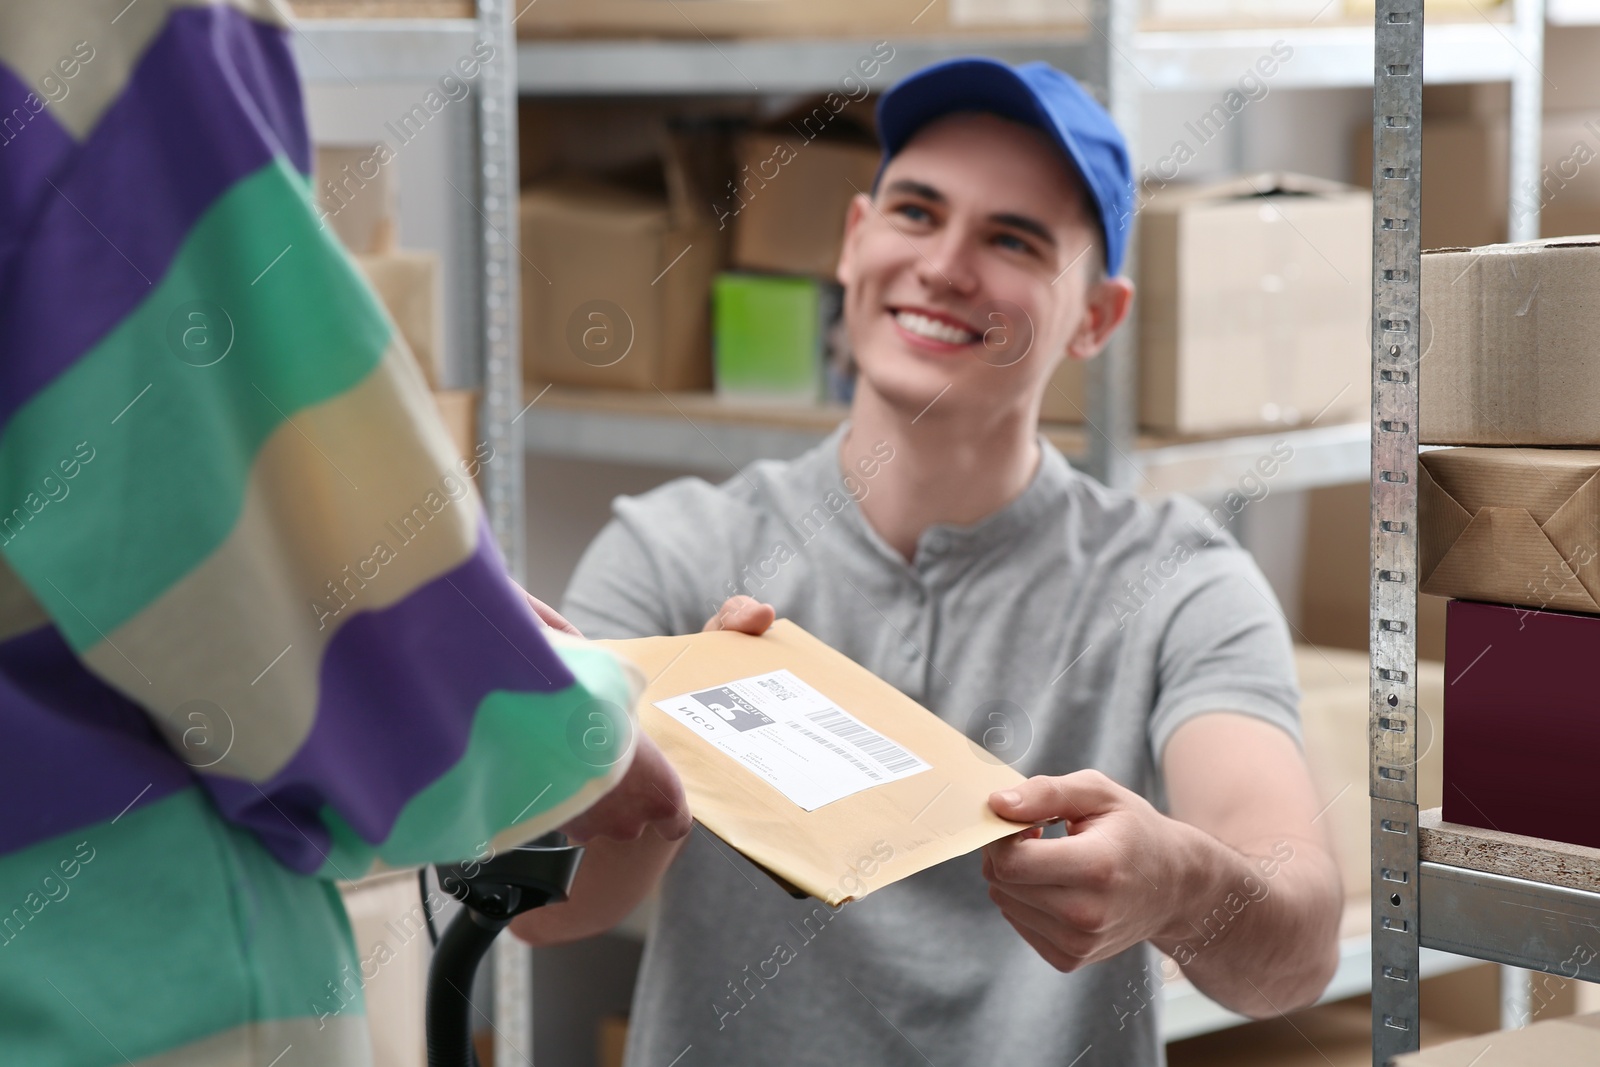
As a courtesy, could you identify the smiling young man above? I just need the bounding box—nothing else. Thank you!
[516,58,1342,1066]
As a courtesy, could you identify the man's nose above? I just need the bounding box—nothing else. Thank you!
[916,226,980,297]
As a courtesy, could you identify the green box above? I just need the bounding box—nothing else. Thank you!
[712,273,826,402]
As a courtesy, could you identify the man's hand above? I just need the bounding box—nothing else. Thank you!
[984,716,1343,1019]
[703,595,776,635]
[982,770,1196,972]
[521,586,582,636]
[561,732,691,844]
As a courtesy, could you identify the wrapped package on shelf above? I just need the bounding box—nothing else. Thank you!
[1421,237,1600,445]
[1042,173,1371,434]
[1442,600,1600,851]
[355,250,444,389]
[1419,448,1600,613]
[519,174,720,392]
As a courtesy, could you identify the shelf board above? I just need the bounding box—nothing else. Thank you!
[291,18,479,84]
[519,385,1369,497]
[1420,808,1600,895]
[1417,812,1600,980]
[517,35,1091,96]
[515,18,1523,95]
[1419,861,1600,981]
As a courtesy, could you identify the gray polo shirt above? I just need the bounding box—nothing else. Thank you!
[563,427,1300,1067]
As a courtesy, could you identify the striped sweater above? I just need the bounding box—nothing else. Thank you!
[0,3,639,1064]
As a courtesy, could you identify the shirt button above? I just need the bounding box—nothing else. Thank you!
[902,641,921,660]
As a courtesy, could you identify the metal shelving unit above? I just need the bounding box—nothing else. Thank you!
[1364,2,1600,1065]
[518,384,1372,498]
[293,6,530,1062]
[287,0,1560,1058]
[515,6,1545,493]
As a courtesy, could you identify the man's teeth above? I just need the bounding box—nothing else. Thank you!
[894,310,977,345]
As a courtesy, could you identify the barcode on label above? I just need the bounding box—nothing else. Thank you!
[803,707,922,774]
[787,722,882,781]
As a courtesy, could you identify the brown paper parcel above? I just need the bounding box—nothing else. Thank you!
[598,620,1027,905]
[1419,447,1600,612]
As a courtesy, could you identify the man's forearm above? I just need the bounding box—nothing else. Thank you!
[511,829,687,946]
[1150,823,1342,1018]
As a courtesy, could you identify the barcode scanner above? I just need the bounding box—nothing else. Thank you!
[426,834,583,1067]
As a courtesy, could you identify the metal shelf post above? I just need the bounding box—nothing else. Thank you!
[1368,0,1424,1061]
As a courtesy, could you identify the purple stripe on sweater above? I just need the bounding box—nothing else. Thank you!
[0,625,192,857]
[0,64,77,276]
[205,519,580,874]
[0,5,309,433]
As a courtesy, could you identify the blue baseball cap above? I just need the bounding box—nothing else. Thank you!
[875,57,1134,276]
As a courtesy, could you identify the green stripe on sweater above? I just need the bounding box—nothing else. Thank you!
[320,643,636,876]
[0,789,359,1067]
[0,158,391,649]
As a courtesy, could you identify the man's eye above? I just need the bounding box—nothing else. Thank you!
[894,203,932,224]
[994,232,1035,255]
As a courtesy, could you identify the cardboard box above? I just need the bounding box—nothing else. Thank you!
[712,273,836,402]
[729,129,880,278]
[1350,116,1507,251]
[1042,174,1372,434]
[519,177,719,392]
[1420,448,1600,613]
[1393,1011,1600,1065]
[1296,647,1444,904]
[514,0,1085,38]
[1420,238,1600,446]
[1442,600,1600,850]
[1352,110,1600,252]
[599,620,1026,905]
[1299,482,1449,661]
[315,144,397,256]
[431,389,478,467]
[1546,27,1600,112]
[356,251,443,389]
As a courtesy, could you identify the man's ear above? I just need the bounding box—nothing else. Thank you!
[835,193,872,289]
[1065,276,1135,361]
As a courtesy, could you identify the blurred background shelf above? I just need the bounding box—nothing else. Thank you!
[516,18,1528,95]
[519,386,1370,498]
[290,17,479,81]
